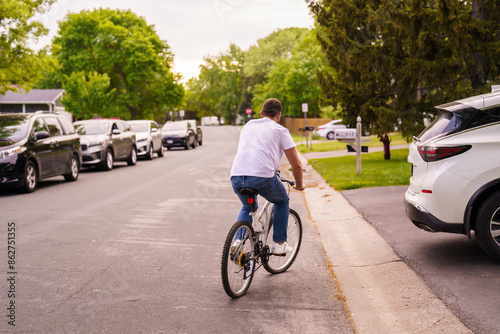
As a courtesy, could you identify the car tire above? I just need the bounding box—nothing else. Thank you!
[100,149,114,171]
[146,143,154,160]
[198,139,203,146]
[157,146,164,157]
[127,146,137,166]
[191,138,196,149]
[64,155,80,182]
[21,161,38,193]
[475,190,500,261]
[327,132,335,140]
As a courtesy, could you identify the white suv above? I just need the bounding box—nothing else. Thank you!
[405,86,500,261]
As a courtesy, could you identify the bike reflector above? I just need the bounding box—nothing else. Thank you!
[247,198,254,204]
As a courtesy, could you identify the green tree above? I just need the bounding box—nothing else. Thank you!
[0,0,55,94]
[310,0,500,139]
[187,44,245,124]
[251,30,327,118]
[52,8,183,120]
[61,71,116,120]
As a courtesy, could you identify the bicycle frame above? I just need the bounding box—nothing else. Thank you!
[250,199,274,249]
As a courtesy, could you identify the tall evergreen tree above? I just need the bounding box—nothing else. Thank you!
[310,0,500,139]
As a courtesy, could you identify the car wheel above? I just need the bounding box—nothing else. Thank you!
[100,149,114,171]
[157,145,164,157]
[127,146,137,165]
[21,161,38,193]
[146,143,154,160]
[327,132,335,140]
[64,155,80,182]
[191,138,196,149]
[198,139,203,146]
[475,191,500,261]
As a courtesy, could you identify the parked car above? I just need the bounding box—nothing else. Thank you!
[316,119,347,140]
[0,111,81,193]
[128,120,163,160]
[187,119,203,146]
[73,119,137,170]
[162,121,196,150]
[404,85,500,261]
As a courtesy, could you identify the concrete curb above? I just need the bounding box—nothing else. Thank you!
[282,151,472,334]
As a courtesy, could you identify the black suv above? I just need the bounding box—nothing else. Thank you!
[0,112,82,193]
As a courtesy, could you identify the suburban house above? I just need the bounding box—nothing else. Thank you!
[0,88,73,121]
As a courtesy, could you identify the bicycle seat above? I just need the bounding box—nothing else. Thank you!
[239,187,258,197]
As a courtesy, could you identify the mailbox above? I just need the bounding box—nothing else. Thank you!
[305,126,315,131]
[335,128,357,142]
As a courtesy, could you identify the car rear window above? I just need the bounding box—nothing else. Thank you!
[418,106,477,142]
[419,104,500,142]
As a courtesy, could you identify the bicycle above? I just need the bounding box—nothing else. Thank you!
[221,172,303,298]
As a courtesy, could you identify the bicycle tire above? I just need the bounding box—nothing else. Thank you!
[221,221,256,298]
[263,208,302,274]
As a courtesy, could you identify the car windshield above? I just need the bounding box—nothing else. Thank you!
[162,122,186,131]
[0,115,30,142]
[74,121,110,135]
[417,106,478,142]
[129,122,148,132]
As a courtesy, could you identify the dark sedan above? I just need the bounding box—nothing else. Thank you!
[162,121,196,150]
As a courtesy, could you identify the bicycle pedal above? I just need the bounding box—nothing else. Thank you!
[272,253,286,257]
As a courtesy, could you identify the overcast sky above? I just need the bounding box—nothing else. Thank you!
[34,0,315,82]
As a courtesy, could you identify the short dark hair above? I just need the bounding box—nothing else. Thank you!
[261,98,282,118]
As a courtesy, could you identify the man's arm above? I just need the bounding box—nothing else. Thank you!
[284,147,305,191]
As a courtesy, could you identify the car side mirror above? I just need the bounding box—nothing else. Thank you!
[112,129,121,135]
[35,131,49,140]
[151,128,158,133]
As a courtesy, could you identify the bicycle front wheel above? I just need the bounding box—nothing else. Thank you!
[221,221,255,298]
[263,208,302,274]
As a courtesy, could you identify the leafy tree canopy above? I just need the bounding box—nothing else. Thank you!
[61,71,116,120]
[52,8,183,120]
[0,0,55,94]
[310,0,500,139]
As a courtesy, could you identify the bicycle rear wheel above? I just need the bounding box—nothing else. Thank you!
[263,208,302,274]
[221,221,255,298]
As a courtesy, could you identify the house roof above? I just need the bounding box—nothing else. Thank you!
[0,89,64,104]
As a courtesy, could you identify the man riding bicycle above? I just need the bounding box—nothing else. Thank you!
[230,98,305,255]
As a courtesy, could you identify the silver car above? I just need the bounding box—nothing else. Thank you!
[128,120,164,160]
[74,119,137,171]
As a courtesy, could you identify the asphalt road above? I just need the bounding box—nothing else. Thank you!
[0,126,353,333]
[342,186,500,334]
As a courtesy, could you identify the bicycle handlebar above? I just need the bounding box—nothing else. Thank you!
[275,170,295,187]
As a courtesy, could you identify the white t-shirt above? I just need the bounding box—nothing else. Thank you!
[230,117,296,178]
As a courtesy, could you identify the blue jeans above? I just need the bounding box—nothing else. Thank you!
[231,175,289,243]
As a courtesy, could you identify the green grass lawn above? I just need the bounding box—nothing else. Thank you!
[296,132,409,154]
[309,148,411,190]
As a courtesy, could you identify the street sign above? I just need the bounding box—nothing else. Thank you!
[302,103,308,113]
[246,108,252,115]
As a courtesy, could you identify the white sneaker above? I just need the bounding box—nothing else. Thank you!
[231,239,242,252]
[271,241,293,255]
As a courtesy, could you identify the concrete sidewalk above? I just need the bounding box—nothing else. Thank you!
[282,151,472,334]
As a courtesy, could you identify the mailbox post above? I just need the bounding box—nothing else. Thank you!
[335,117,367,174]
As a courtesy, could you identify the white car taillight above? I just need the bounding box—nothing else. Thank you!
[417,145,472,162]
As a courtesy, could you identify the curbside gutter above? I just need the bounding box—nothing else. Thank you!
[282,151,472,334]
